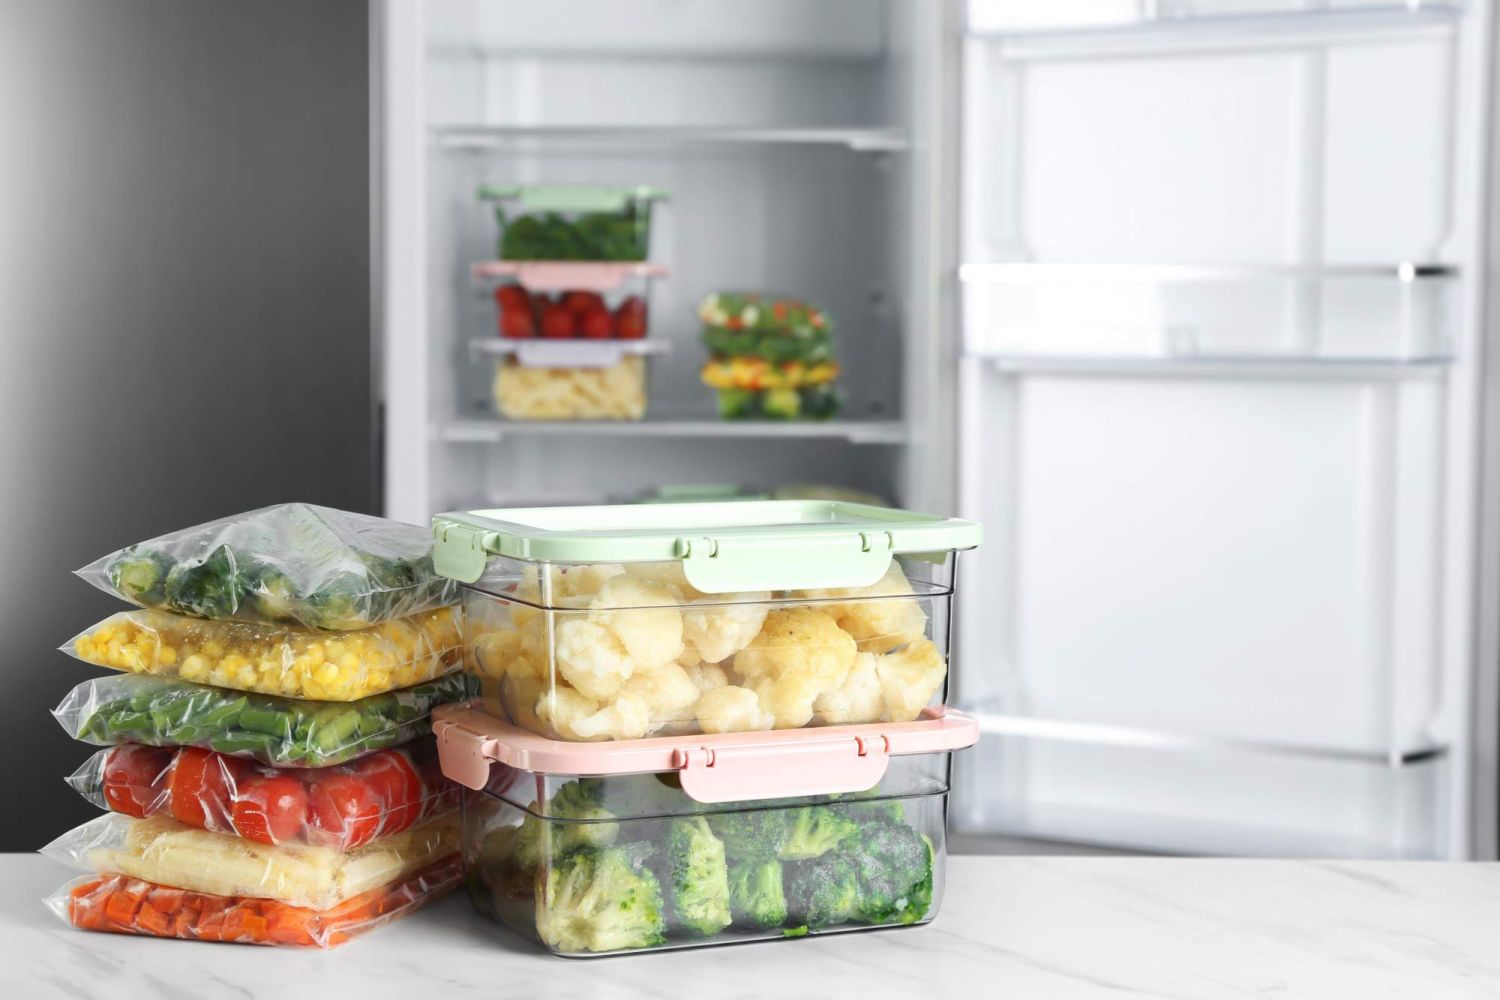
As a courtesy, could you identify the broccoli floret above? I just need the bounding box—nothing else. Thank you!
[163,544,241,619]
[535,846,667,954]
[707,809,789,860]
[243,563,299,624]
[840,793,906,826]
[547,779,620,846]
[664,818,731,936]
[847,824,934,926]
[108,547,169,605]
[728,860,788,929]
[784,854,861,930]
[781,806,858,861]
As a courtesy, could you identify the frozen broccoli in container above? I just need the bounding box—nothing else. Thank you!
[535,845,667,954]
[728,860,788,929]
[664,818,731,937]
[78,504,459,630]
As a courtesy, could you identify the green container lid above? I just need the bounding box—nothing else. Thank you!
[477,184,669,213]
[432,500,980,593]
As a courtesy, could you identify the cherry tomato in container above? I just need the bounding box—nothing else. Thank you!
[540,303,577,339]
[580,307,613,340]
[561,290,605,316]
[100,746,173,819]
[614,295,647,339]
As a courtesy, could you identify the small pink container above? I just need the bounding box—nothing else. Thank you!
[435,701,978,957]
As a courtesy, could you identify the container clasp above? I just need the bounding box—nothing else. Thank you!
[672,735,892,804]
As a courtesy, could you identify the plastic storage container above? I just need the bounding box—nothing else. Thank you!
[68,740,460,849]
[434,701,978,956]
[431,501,981,742]
[481,184,667,263]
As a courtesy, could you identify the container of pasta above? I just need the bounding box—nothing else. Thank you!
[436,702,978,956]
[431,501,981,742]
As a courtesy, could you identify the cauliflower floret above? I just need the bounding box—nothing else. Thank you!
[678,644,703,669]
[733,607,856,697]
[501,670,548,734]
[695,685,775,734]
[537,687,652,742]
[875,639,947,722]
[508,566,553,628]
[813,652,884,725]
[555,618,636,701]
[682,593,770,664]
[471,628,521,680]
[559,563,626,599]
[683,661,729,695]
[591,576,684,666]
[798,562,928,653]
[622,562,706,600]
[748,673,818,730]
[621,662,701,724]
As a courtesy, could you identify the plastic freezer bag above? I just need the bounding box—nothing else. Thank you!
[43,812,462,910]
[68,741,461,850]
[66,606,463,700]
[77,504,460,630]
[48,856,463,947]
[53,673,473,767]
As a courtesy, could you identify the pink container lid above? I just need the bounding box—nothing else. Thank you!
[472,261,668,293]
[433,703,979,804]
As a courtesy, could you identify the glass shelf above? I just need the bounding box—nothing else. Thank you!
[437,416,907,445]
[434,124,908,154]
[961,261,1459,368]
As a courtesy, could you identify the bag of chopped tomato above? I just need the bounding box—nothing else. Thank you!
[46,855,463,947]
[66,740,462,850]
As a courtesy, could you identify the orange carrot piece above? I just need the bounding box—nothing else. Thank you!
[135,905,172,936]
[104,891,141,927]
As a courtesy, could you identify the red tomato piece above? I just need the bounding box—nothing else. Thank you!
[540,303,576,339]
[560,290,605,316]
[494,285,530,312]
[231,774,311,845]
[614,296,647,339]
[355,750,425,837]
[580,307,612,339]
[500,306,536,339]
[307,773,382,849]
[167,748,243,832]
[101,745,173,819]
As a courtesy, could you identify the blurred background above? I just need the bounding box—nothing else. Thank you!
[4,0,1500,862]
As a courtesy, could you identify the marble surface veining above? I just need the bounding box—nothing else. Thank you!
[6,855,1500,999]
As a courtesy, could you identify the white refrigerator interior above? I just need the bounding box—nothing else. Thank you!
[954,0,1492,858]
[377,0,955,520]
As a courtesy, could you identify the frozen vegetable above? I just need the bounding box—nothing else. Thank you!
[43,812,461,910]
[713,385,841,421]
[496,286,649,341]
[68,606,463,700]
[494,355,647,421]
[68,741,459,849]
[54,673,473,767]
[665,818,731,937]
[78,504,458,630]
[698,293,835,364]
[498,206,653,262]
[471,779,935,954]
[50,856,463,948]
[470,560,945,739]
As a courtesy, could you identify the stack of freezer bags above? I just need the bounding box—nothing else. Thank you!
[44,504,472,947]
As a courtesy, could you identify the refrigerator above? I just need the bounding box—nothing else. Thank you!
[374,0,1500,860]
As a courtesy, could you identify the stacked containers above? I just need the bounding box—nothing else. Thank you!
[698,292,841,420]
[429,500,982,956]
[478,184,670,421]
[43,505,473,947]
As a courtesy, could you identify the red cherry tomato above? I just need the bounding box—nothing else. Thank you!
[101,745,173,818]
[231,774,310,845]
[614,296,647,339]
[500,307,536,338]
[494,285,531,312]
[166,748,244,832]
[540,303,577,339]
[561,290,605,316]
[307,773,382,849]
[354,750,425,836]
[580,307,612,340]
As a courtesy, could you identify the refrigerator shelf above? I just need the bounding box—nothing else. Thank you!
[961,262,1459,366]
[967,1,1462,59]
[436,416,907,445]
[966,710,1447,769]
[434,124,909,154]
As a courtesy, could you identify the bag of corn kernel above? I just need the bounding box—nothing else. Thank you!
[63,607,463,701]
[77,504,460,631]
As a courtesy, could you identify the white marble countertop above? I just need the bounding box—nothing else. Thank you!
[5,854,1500,999]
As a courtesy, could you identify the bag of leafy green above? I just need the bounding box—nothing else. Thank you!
[52,672,474,768]
[77,504,460,631]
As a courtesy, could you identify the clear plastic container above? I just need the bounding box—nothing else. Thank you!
[481,184,667,263]
[431,501,981,742]
[48,857,463,948]
[42,812,461,910]
[433,702,978,957]
[67,740,461,850]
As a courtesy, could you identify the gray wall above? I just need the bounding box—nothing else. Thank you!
[0,0,371,849]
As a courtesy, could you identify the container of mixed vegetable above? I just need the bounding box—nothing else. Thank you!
[45,505,472,947]
[699,292,842,420]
